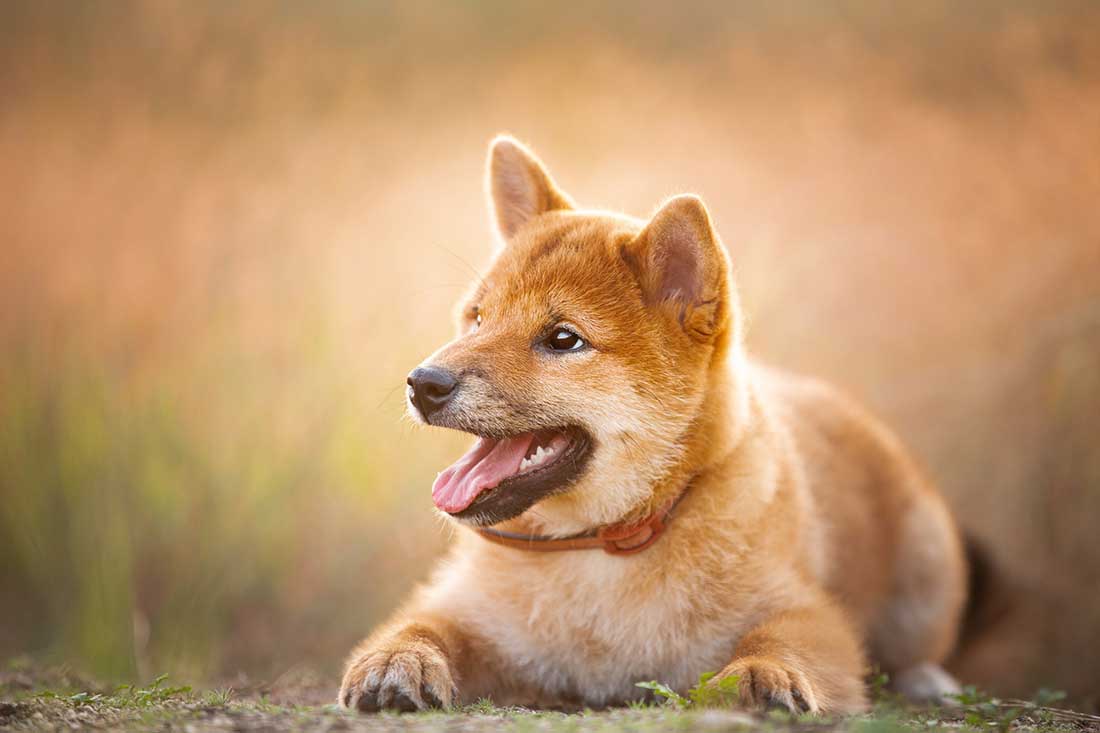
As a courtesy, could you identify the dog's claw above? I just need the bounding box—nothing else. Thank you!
[422,686,443,708]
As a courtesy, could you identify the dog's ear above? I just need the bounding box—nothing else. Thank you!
[622,194,732,342]
[487,135,575,240]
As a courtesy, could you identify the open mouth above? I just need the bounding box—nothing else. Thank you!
[431,427,592,525]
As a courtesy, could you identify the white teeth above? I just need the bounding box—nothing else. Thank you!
[519,444,557,473]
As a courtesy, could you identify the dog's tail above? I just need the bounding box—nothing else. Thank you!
[948,534,1030,692]
[953,535,1099,707]
[959,535,1011,642]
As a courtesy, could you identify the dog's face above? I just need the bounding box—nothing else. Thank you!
[407,137,739,531]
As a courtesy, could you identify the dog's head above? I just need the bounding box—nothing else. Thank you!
[407,136,742,532]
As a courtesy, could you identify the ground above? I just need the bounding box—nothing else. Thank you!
[2,664,1098,733]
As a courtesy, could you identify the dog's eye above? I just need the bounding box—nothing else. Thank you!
[545,328,585,352]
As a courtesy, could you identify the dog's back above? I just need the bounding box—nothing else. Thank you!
[756,365,967,692]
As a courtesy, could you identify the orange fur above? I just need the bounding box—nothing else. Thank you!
[339,136,967,715]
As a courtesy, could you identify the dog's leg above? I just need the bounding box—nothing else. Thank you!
[339,615,471,712]
[710,601,868,715]
[892,663,961,704]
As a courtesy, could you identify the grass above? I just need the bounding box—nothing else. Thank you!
[2,664,1098,733]
[636,671,742,708]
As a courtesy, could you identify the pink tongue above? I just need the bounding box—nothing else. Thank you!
[431,433,535,513]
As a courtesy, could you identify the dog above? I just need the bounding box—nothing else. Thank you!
[338,136,968,714]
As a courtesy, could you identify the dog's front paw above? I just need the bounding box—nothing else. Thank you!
[714,656,817,714]
[339,633,457,713]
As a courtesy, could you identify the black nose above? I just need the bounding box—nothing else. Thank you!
[407,366,458,419]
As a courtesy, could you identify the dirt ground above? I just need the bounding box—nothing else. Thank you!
[3,663,1099,733]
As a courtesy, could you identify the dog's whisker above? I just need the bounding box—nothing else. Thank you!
[434,242,488,291]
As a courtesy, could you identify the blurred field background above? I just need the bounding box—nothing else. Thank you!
[1,0,1099,706]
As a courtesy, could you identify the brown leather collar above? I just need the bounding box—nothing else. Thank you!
[475,478,693,556]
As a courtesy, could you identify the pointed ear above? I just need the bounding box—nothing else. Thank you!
[487,135,575,239]
[622,194,733,342]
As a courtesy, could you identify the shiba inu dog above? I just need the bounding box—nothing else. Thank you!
[339,136,968,714]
